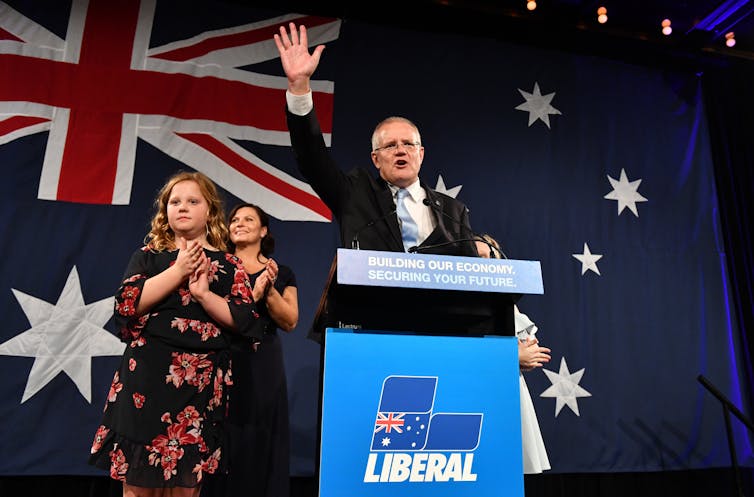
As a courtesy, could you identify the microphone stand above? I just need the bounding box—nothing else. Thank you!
[697,374,754,497]
[350,209,397,249]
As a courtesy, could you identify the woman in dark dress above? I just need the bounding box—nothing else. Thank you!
[203,203,299,497]
[89,172,267,497]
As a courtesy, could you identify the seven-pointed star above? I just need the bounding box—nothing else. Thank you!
[0,266,125,403]
[540,357,592,417]
[572,242,603,276]
[515,82,562,128]
[603,168,648,217]
[434,174,462,198]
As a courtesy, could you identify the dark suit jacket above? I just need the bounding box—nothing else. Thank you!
[287,108,477,256]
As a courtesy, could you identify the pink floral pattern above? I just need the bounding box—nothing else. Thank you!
[115,284,140,317]
[207,366,226,412]
[170,317,221,341]
[91,425,110,454]
[109,446,129,481]
[133,392,145,409]
[192,447,221,482]
[165,352,213,392]
[146,407,205,481]
[178,286,192,306]
[107,372,122,403]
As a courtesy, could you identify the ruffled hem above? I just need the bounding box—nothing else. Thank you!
[89,428,225,488]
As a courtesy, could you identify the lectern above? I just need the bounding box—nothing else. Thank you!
[313,249,544,497]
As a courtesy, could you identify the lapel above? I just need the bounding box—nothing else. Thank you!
[422,185,448,242]
[374,177,404,250]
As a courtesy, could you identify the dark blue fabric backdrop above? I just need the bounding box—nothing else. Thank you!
[0,0,751,477]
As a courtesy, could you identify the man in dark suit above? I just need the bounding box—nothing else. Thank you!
[275,23,477,257]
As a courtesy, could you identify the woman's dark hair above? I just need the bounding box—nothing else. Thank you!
[227,203,275,259]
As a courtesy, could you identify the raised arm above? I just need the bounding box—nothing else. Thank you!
[274,22,325,95]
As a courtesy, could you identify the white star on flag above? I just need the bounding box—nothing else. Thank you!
[572,242,603,275]
[0,267,125,403]
[604,168,648,217]
[434,174,462,198]
[540,357,592,417]
[515,82,562,128]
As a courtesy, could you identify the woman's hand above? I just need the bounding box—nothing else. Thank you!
[518,337,552,371]
[265,258,279,285]
[252,270,271,302]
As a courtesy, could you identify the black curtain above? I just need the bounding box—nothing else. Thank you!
[702,61,754,422]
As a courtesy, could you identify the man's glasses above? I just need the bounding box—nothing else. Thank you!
[373,141,421,153]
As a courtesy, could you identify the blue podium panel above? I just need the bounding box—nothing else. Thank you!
[320,329,523,497]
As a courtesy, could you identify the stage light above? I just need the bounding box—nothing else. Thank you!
[725,31,736,47]
[662,19,672,36]
[527,0,537,11]
[597,6,607,24]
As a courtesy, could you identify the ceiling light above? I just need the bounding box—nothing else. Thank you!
[526,0,537,11]
[597,7,608,24]
[725,31,736,47]
[661,19,672,36]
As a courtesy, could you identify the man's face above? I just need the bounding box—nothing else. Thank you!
[371,121,424,188]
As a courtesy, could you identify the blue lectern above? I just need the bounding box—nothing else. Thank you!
[314,249,544,497]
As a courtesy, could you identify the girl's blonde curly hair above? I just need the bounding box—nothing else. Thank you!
[145,171,228,252]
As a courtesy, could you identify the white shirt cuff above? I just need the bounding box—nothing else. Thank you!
[286,90,314,116]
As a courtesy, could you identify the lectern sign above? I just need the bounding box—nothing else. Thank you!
[320,329,524,497]
[337,248,544,294]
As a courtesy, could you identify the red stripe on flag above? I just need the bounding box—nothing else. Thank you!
[56,0,140,203]
[177,132,332,221]
[151,15,338,62]
[56,110,122,204]
[0,27,23,42]
[0,115,49,135]
[0,55,334,135]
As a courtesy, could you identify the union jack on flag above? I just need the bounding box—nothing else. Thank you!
[0,0,338,221]
[374,411,406,434]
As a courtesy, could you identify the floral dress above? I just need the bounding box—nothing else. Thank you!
[89,247,264,488]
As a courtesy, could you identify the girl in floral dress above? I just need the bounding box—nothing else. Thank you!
[89,172,267,497]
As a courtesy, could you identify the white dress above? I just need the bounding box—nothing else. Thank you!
[514,305,551,474]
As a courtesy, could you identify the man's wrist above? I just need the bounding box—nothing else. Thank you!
[286,90,313,116]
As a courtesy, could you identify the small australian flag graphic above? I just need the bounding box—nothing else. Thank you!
[371,376,483,452]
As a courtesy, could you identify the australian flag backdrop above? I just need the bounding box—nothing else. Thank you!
[1,0,752,477]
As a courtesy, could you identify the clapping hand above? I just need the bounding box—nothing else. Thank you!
[266,258,279,286]
[175,237,204,279]
[188,250,210,301]
[252,270,271,302]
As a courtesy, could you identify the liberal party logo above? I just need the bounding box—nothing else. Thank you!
[364,375,482,483]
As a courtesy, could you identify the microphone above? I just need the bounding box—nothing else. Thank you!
[422,197,474,238]
[408,238,481,254]
[421,197,508,258]
[350,208,397,249]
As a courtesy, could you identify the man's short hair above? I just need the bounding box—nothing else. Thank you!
[371,116,422,151]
